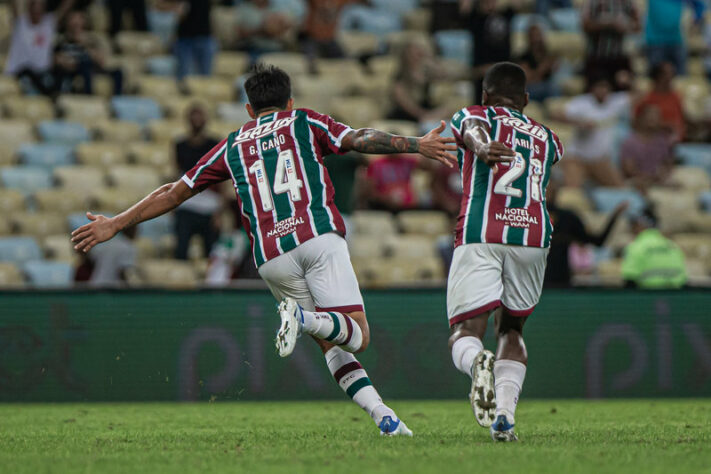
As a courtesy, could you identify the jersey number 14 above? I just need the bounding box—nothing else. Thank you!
[249,150,304,212]
[493,153,544,202]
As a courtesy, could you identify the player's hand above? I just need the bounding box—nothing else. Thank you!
[70,212,119,253]
[476,141,515,169]
[417,121,458,168]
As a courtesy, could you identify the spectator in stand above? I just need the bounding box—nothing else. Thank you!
[460,0,518,103]
[388,39,449,124]
[516,23,559,101]
[157,0,215,80]
[544,178,627,287]
[561,76,628,187]
[53,10,123,95]
[622,207,687,289]
[362,155,420,212]
[302,0,360,66]
[620,104,675,191]
[645,0,705,74]
[535,0,571,16]
[636,61,685,142]
[4,0,75,96]
[430,163,462,218]
[174,104,222,260]
[236,0,298,59]
[107,0,147,37]
[582,0,640,90]
[88,226,138,288]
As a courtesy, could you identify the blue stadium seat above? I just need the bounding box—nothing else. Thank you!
[146,55,178,77]
[111,96,163,125]
[700,191,711,211]
[549,8,581,32]
[18,144,75,169]
[590,188,646,217]
[0,166,53,196]
[23,260,73,288]
[369,0,419,15]
[512,14,550,32]
[340,6,402,35]
[0,237,42,264]
[37,120,90,146]
[147,9,177,46]
[675,143,711,175]
[271,0,306,23]
[139,213,174,241]
[434,30,472,65]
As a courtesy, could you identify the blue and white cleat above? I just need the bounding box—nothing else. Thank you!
[378,416,413,437]
[470,350,497,427]
[490,413,518,442]
[275,297,303,357]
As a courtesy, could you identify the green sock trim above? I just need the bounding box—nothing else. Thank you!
[325,312,340,342]
[346,377,372,398]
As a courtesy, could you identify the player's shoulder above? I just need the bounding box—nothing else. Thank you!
[451,105,491,128]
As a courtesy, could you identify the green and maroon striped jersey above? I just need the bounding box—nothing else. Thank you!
[182,108,353,266]
[450,105,564,248]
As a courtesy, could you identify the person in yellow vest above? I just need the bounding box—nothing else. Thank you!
[621,207,687,289]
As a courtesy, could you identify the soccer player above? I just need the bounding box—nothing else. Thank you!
[447,62,563,441]
[71,64,457,436]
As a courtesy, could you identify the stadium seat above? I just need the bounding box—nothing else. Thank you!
[0,76,20,97]
[57,94,111,124]
[700,191,711,211]
[211,5,239,48]
[3,96,55,122]
[348,234,387,259]
[524,101,545,121]
[360,256,444,286]
[0,167,53,196]
[157,96,215,120]
[560,76,585,96]
[136,75,180,98]
[330,96,381,129]
[0,120,36,152]
[208,121,241,139]
[675,143,711,175]
[0,215,11,235]
[42,234,76,263]
[37,120,90,146]
[214,51,250,78]
[369,120,419,137]
[549,8,581,31]
[0,189,25,214]
[107,165,161,192]
[90,188,146,214]
[111,96,163,125]
[673,77,710,121]
[668,166,711,193]
[369,0,418,15]
[33,189,87,214]
[673,233,711,268]
[544,97,571,119]
[590,188,646,216]
[23,260,73,288]
[0,262,25,287]
[403,8,431,31]
[368,55,398,78]
[433,30,472,65]
[217,102,252,124]
[147,8,178,46]
[185,76,234,103]
[136,259,199,289]
[351,210,397,235]
[0,148,17,166]
[91,119,144,143]
[547,31,586,61]
[129,143,171,170]
[258,53,309,77]
[54,165,106,196]
[556,187,592,214]
[340,6,402,35]
[75,142,129,169]
[384,234,438,259]
[139,213,174,241]
[338,31,381,57]
[11,213,66,238]
[397,211,450,236]
[512,14,550,32]
[0,237,42,264]
[596,259,624,286]
[18,144,75,169]
[147,120,187,144]
[145,55,178,76]
[115,31,165,56]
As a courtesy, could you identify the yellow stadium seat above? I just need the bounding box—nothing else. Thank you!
[384,234,438,259]
[75,142,129,168]
[403,8,431,31]
[3,96,54,122]
[136,259,199,289]
[89,188,146,214]
[668,166,711,193]
[294,73,350,99]
[351,210,397,235]
[547,31,585,62]
[596,258,624,286]
[185,76,235,103]
[384,31,432,55]
[0,216,12,235]
[57,94,110,124]
[0,189,25,214]
[337,31,380,57]
[11,213,67,238]
[54,166,106,196]
[0,262,25,287]
[560,76,585,96]
[115,31,165,56]
[377,256,445,285]
[157,95,215,120]
[208,120,241,138]
[544,97,571,120]
[147,120,187,144]
[107,165,161,193]
[33,189,87,214]
[673,233,711,269]
[259,52,309,77]
[136,75,180,98]
[0,120,35,152]
[91,119,143,143]
[369,120,419,137]
[0,148,18,166]
[688,213,711,233]
[368,55,398,78]
[330,97,381,129]
[214,51,250,78]
[129,143,172,170]
[397,210,450,236]
[43,234,77,264]
[673,77,711,121]
[348,235,387,259]
[211,6,239,48]
[557,187,592,214]
[524,101,545,122]
[0,76,20,97]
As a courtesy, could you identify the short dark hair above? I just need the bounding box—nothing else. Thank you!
[482,62,527,107]
[244,64,291,114]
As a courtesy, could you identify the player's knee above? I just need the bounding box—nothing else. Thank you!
[348,311,369,353]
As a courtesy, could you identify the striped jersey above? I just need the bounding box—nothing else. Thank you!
[182,108,352,267]
[450,105,564,248]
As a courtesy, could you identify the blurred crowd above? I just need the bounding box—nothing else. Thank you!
[1,0,711,289]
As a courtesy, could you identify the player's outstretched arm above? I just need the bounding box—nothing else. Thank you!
[462,119,515,170]
[71,179,198,253]
[341,120,458,168]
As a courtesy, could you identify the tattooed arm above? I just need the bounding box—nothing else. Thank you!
[71,180,198,253]
[461,118,515,169]
[341,120,458,168]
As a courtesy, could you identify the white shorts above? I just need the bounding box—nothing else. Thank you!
[258,232,365,313]
[446,243,548,326]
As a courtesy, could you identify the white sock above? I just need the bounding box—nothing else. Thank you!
[493,359,526,419]
[325,346,395,424]
[301,310,363,352]
[451,336,484,378]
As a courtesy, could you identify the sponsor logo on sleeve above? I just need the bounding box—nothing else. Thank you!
[494,115,548,141]
[232,117,297,146]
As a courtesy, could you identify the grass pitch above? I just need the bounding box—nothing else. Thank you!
[0,400,709,474]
